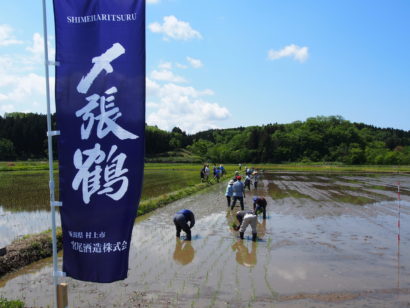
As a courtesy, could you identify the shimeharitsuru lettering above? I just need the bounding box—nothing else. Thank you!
[67,13,137,24]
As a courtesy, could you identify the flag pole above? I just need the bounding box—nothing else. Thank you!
[41,0,61,307]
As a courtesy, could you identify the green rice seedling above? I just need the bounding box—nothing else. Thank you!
[209,290,219,308]
[196,286,201,299]
[267,238,272,250]
[264,264,279,300]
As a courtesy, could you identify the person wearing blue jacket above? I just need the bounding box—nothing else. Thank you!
[231,176,245,210]
[173,209,195,241]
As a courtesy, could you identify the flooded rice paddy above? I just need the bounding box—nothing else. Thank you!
[1,172,410,307]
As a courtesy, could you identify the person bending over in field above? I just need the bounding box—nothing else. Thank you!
[173,209,195,241]
[253,196,267,219]
[233,209,259,241]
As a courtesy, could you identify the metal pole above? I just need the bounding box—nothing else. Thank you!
[397,182,401,292]
[41,0,59,307]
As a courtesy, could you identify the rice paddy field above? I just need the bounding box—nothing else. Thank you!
[0,167,409,307]
[0,163,210,247]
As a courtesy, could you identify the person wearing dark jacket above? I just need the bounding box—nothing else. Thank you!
[253,196,267,219]
[173,209,195,241]
[233,210,258,241]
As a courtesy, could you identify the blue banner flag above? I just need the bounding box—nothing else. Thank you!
[53,0,145,283]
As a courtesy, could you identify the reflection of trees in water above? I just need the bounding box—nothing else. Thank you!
[173,239,195,265]
[231,240,257,267]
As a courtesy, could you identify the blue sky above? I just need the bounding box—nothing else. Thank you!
[0,0,409,133]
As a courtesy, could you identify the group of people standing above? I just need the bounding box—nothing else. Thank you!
[200,164,226,183]
[174,168,267,243]
[225,168,260,210]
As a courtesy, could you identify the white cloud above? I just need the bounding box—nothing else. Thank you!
[268,44,309,63]
[187,56,203,68]
[0,72,54,115]
[0,30,55,115]
[26,33,55,65]
[151,69,187,83]
[175,63,188,69]
[0,73,45,102]
[146,101,159,108]
[148,16,202,40]
[0,24,23,46]
[147,82,229,133]
[158,61,172,70]
[0,104,14,113]
[146,77,161,97]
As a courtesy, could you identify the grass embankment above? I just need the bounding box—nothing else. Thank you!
[0,297,24,308]
[0,229,62,277]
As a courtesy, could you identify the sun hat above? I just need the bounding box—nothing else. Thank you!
[228,179,234,185]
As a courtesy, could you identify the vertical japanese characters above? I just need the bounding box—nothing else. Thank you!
[72,43,138,205]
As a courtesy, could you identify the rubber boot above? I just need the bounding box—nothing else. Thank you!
[252,233,257,242]
[239,232,244,240]
[185,230,191,241]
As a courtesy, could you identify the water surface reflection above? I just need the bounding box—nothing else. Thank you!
[173,239,195,265]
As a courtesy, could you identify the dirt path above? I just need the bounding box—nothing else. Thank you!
[0,173,409,307]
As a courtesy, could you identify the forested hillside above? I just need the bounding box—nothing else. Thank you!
[1,113,410,164]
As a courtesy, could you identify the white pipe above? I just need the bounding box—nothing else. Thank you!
[41,0,59,307]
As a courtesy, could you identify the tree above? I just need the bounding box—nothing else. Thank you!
[0,138,16,160]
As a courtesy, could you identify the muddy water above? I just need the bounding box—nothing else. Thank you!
[0,207,61,247]
[1,173,410,307]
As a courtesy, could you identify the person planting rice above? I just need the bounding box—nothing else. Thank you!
[233,209,260,241]
[253,196,267,219]
[173,209,195,241]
